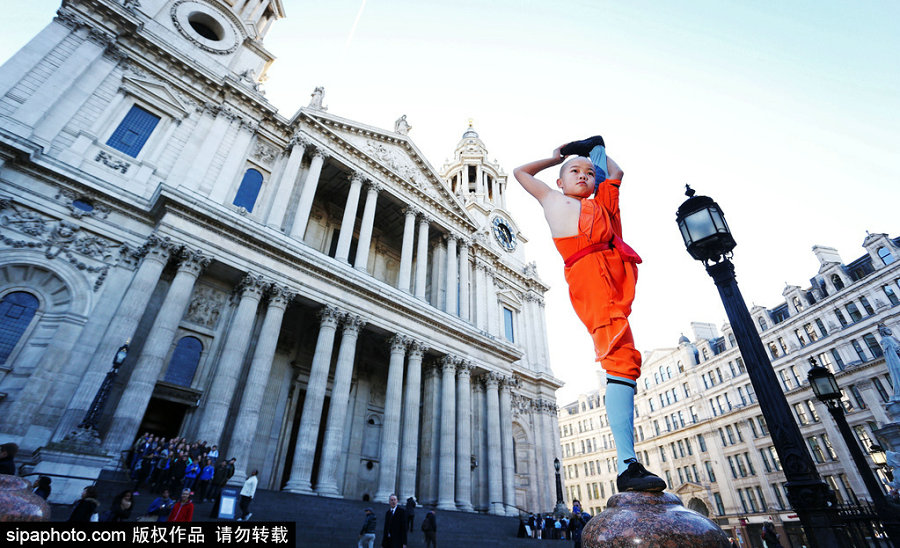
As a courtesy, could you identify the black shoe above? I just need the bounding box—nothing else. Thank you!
[560,135,605,157]
[616,459,666,493]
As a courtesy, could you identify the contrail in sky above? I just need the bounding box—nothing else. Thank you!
[344,0,369,50]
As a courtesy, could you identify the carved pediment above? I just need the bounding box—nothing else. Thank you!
[673,481,705,495]
[303,111,474,228]
[121,76,191,118]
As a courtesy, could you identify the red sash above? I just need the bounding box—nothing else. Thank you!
[564,235,642,268]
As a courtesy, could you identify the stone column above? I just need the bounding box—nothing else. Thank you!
[474,262,487,331]
[539,400,558,509]
[226,285,295,485]
[354,181,381,272]
[267,135,309,230]
[414,214,431,300]
[284,305,342,494]
[459,241,470,322]
[207,123,255,198]
[472,378,488,511]
[290,148,328,241]
[335,172,364,263]
[398,340,428,501]
[103,248,209,452]
[437,356,458,510]
[485,373,504,514]
[316,314,366,496]
[53,235,175,441]
[499,377,517,515]
[445,235,458,315]
[455,361,474,511]
[418,361,441,505]
[374,334,409,501]
[397,206,418,292]
[486,268,498,336]
[199,274,267,445]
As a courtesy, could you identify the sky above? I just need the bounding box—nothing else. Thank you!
[3,1,899,404]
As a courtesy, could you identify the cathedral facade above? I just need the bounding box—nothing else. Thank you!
[0,0,562,514]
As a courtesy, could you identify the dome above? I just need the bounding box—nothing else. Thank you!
[462,119,479,139]
[678,333,690,345]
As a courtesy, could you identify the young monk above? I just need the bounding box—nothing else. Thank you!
[513,136,665,492]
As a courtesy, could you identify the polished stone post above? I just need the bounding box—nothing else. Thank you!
[436,356,458,510]
[455,361,474,511]
[199,274,268,446]
[103,248,209,452]
[398,340,428,501]
[414,215,431,300]
[445,235,458,315]
[374,334,409,501]
[397,206,418,292]
[316,314,366,496]
[459,241,470,321]
[335,172,364,263]
[499,377,517,515]
[290,148,328,241]
[267,134,309,230]
[284,305,342,494]
[354,181,381,271]
[53,235,174,441]
[485,373,504,514]
[227,285,295,485]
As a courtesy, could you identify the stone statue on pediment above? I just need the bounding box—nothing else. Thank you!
[309,86,327,110]
[394,115,411,135]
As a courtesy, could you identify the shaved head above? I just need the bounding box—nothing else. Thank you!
[559,156,593,178]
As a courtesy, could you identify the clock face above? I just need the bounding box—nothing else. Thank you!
[492,217,517,252]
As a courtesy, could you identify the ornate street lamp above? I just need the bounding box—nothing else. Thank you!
[554,457,567,516]
[676,187,840,547]
[808,358,900,543]
[78,341,129,431]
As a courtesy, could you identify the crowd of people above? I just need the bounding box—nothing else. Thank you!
[518,500,590,546]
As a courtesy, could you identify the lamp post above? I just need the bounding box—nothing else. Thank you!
[78,341,129,432]
[808,358,900,543]
[676,186,840,547]
[554,457,568,516]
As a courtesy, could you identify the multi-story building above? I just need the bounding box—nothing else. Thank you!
[0,0,563,513]
[559,233,900,543]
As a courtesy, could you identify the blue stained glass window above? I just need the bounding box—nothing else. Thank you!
[503,307,514,342]
[106,105,160,158]
[0,292,39,365]
[163,336,203,387]
[232,169,264,212]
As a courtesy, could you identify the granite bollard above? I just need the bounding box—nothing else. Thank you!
[0,474,51,521]
[583,492,729,547]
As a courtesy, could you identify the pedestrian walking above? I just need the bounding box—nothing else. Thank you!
[358,507,377,548]
[237,469,258,521]
[421,510,437,548]
[406,496,416,532]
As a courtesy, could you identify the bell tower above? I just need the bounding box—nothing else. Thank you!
[441,120,508,220]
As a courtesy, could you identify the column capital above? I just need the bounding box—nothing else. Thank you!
[177,248,211,277]
[268,284,296,308]
[418,213,433,226]
[472,379,485,393]
[341,313,366,335]
[318,304,343,327]
[445,233,460,244]
[483,371,501,389]
[388,334,410,353]
[404,205,421,218]
[408,339,428,359]
[290,133,311,149]
[139,233,175,264]
[349,171,366,185]
[458,238,471,250]
[236,273,268,300]
[365,180,383,194]
[311,147,329,162]
[440,354,459,373]
[500,374,520,390]
[456,360,474,378]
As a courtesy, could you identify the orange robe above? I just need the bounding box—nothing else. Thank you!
[553,179,642,380]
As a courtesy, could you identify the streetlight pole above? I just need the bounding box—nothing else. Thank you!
[676,187,841,547]
[78,342,129,432]
[808,359,900,543]
[554,457,568,516]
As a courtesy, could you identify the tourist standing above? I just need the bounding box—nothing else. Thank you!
[382,494,407,548]
[358,507,377,548]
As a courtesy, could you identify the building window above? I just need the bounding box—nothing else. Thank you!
[503,307,515,342]
[851,339,867,362]
[697,433,707,452]
[846,302,863,322]
[0,291,39,365]
[705,461,716,482]
[760,449,773,473]
[860,296,875,315]
[878,246,895,265]
[232,168,264,212]
[832,274,845,290]
[815,318,828,337]
[884,286,900,305]
[863,333,883,358]
[834,308,848,327]
[757,316,768,331]
[807,436,826,464]
[106,105,161,158]
[830,349,845,371]
[163,336,203,386]
[793,296,803,312]
[873,377,890,402]
[794,403,809,425]
[713,492,725,516]
[772,483,786,509]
